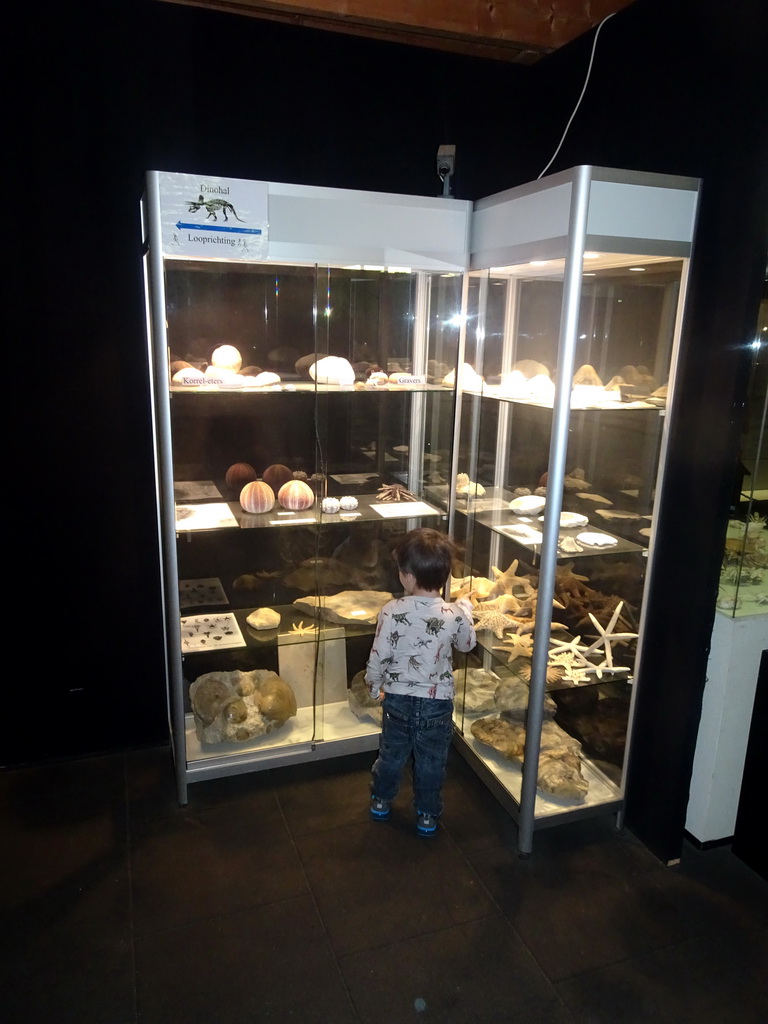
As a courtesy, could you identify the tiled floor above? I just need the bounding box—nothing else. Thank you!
[2,744,766,1024]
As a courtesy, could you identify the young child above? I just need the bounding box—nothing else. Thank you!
[366,528,476,837]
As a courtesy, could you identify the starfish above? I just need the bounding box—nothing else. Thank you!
[486,559,536,600]
[492,633,535,665]
[547,633,595,669]
[582,601,638,669]
[472,607,519,638]
[289,620,318,636]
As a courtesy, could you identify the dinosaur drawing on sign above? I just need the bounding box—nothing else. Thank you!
[187,195,244,222]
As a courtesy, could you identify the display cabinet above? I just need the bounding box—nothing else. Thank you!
[448,167,700,853]
[717,280,767,616]
[142,171,472,802]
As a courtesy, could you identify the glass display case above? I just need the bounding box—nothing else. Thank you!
[448,167,700,853]
[717,278,767,616]
[142,171,472,802]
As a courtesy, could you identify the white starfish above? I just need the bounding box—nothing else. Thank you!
[582,601,638,669]
[547,634,595,669]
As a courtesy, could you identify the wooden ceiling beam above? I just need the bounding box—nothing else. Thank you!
[157,0,636,64]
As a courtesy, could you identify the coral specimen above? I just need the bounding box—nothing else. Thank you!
[376,483,417,502]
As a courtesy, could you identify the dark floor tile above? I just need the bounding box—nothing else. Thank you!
[273,757,374,837]
[440,748,522,852]
[1,859,135,1024]
[556,924,768,1024]
[125,744,180,822]
[341,914,575,1024]
[0,751,127,826]
[465,828,704,982]
[296,818,497,957]
[129,793,307,932]
[2,795,128,914]
[134,894,356,1024]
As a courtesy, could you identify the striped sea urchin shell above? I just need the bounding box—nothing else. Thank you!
[239,480,275,513]
[226,462,257,490]
[262,464,293,491]
[278,479,315,510]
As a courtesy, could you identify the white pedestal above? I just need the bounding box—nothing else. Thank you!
[685,610,766,843]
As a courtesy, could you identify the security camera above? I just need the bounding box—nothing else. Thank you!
[437,145,456,196]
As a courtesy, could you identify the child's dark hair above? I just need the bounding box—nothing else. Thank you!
[395,528,456,593]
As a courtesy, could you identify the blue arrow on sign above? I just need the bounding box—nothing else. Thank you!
[176,221,262,235]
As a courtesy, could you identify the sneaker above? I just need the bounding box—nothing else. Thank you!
[416,811,438,837]
[370,796,391,820]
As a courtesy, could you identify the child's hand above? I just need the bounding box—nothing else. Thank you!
[455,597,474,618]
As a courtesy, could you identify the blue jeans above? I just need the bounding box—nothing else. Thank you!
[371,694,454,817]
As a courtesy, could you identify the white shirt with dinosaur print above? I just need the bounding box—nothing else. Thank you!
[366,595,476,700]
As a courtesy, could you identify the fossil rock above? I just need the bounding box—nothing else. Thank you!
[246,607,281,630]
[348,670,383,725]
[190,669,297,745]
[454,667,502,713]
[470,715,587,800]
[293,590,392,626]
[494,677,556,719]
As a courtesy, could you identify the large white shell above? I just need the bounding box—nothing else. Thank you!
[210,345,243,371]
[251,371,281,387]
[539,511,589,528]
[576,531,618,547]
[172,367,205,384]
[309,356,355,386]
[509,495,546,514]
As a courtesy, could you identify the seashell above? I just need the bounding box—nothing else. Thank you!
[497,370,529,398]
[576,531,618,547]
[262,464,294,491]
[278,479,315,510]
[539,512,588,528]
[572,364,603,386]
[293,470,308,481]
[223,698,248,724]
[339,495,359,511]
[309,356,355,386]
[252,371,281,387]
[528,374,556,400]
[172,367,205,384]
[512,359,549,379]
[321,497,341,514]
[205,364,240,384]
[509,495,546,514]
[257,677,298,726]
[225,462,257,491]
[239,480,275,513]
[189,676,230,726]
[558,535,583,553]
[210,344,242,371]
[246,607,281,630]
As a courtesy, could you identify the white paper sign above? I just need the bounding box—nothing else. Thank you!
[159,171,268,260]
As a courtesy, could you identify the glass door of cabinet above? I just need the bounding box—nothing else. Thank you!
[452,248,690,838]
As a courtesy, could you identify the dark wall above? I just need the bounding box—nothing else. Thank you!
[24,0,767,863]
